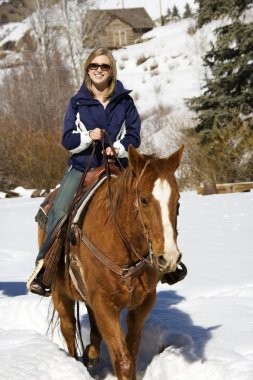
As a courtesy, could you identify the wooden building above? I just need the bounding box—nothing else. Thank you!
[85,8,154,49]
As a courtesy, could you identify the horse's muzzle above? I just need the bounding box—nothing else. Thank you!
[154,252,182,273]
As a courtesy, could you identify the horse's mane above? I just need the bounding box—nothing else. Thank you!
[109,155,161,210]
[94,153,161,216]
[84,167,135,224]
[110,166,135,210]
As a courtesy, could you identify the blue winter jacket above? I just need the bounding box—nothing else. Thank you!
[62,80,141,172]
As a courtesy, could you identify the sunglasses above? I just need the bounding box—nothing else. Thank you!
[88,63,111,72]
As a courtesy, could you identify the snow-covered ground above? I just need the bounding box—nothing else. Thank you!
[0,189,253,379]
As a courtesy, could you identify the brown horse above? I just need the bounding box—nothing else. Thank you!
[48,145,184,380]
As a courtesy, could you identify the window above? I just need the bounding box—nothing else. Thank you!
[113,30,127,47]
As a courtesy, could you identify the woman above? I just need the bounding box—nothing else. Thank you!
[27,47,141,296]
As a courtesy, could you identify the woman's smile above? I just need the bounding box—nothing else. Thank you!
[88,55,111,88]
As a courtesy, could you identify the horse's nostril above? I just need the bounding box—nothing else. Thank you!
[177,253,182,264]
[158,255,167,266]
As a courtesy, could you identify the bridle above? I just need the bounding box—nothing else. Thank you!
[75,131,155,291]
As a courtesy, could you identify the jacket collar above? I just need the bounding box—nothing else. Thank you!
[74,80,131,103]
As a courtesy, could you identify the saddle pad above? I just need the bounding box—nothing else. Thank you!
[72,175,116,225]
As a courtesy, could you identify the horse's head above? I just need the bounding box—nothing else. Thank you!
[128,145,184,274]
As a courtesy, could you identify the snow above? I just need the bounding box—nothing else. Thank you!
[113,17,229,118]
[0,19,30,47]
[0,190,253,379]
[114,19,201,116]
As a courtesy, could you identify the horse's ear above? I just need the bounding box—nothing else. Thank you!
[167,145,184,172]
[128,145,147,177]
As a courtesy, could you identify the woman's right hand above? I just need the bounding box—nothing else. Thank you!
[89,128,104,140]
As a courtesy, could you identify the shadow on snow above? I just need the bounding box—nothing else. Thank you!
[0,281,27,297]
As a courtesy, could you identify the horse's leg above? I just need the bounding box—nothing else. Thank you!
[84,304,102,367]
[92,295,133,380]
[126,291,156,379]
[52,288,77,359]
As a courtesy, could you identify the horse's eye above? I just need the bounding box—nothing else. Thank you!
[177,202,180,215]
[140,197,148,206]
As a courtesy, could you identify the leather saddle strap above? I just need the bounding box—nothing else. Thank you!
[69,255,87,301]
[80,230,150,279]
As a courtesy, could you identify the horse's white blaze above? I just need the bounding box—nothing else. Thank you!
[152,178,179,262]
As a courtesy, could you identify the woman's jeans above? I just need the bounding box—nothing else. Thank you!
[36,168,83,263]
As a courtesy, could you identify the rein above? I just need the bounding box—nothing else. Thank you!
[101,131,152,265]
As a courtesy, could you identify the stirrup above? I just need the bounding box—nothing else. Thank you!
[26,259,44,292]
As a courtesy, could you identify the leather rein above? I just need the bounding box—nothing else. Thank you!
[77,131,153,288]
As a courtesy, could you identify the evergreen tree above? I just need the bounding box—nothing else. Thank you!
[188,1,253,134]
[195,0,252,27]
[172,5,180,18]
[185,0,253,183]
[183,3,193,18]
[166,7,171,17]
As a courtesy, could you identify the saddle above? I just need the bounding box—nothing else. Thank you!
[35,163,121,290]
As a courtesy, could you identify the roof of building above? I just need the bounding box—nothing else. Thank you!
[86,7,154,30]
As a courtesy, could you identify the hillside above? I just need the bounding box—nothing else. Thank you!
[0,0,205,121]
[1,1,252,189]
[0,0,198,75]
[0,0,239,163]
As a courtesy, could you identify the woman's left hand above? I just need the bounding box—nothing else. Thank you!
[105,147,119,156]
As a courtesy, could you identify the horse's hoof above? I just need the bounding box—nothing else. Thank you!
[83,356,99,368]
[83,344,99,368]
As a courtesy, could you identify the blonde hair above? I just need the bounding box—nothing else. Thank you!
[84,47,117,101]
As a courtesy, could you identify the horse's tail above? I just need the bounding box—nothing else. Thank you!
[47,299,85,360]
[46,300,60,338]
